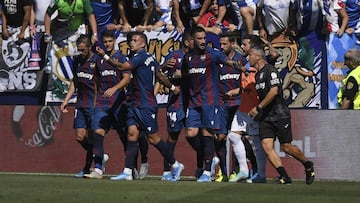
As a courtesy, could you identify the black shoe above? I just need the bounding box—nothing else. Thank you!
[305,161,315,185]
[274,176,292,184]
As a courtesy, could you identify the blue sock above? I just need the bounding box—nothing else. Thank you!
[203,136,215,171]
[125,141,138,169]
[139,132,149,163]
[216,139,227,176]
[155,140,175,165]
[93,133,104,169]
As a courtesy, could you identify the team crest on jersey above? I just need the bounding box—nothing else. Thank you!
[219,64,224,68]
[189,56,192,61]
[90,62,96,69]
[271,72,278,79]
[200,55,206,61]
[260,72,264,79]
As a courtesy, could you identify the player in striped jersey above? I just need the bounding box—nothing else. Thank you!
[84,30,131,179]
[156,31,193,181]
[181,26,245,182]
[107,31,184,181]
[60,34,99,178]
[213,32,247,182]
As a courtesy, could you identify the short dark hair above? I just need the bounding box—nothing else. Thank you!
[101,29,115,39]
[243,34,263,48]
[76,34,91,47]
[130,31,148,44]
[219,31,236,43]
[181,30,192,46]
[190,26,205,37]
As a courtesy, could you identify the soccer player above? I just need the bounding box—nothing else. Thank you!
[248,45,315,185]
[84,30,131,179]
[213,32,247,182]
[156,31,192,181]
[105,31,184,181]
[181,26,244,182]
[60,34,99,178]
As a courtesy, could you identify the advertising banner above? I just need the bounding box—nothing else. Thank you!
[1,106,359,181]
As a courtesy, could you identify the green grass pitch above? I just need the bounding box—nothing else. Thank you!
[0,174,359,203]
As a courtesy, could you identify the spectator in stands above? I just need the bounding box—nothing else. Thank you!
[256,0,296,41]
[320,0,348,37]
[120,0,154,28]
[338,48,360,109]
[198,0,236,35]
[44,0,98,44]
[344,0,360,44]
[231,0,257,34]
[1,0,32,41]
[30,0,52,68]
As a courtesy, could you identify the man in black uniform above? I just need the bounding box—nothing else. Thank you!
[247,45,315,185]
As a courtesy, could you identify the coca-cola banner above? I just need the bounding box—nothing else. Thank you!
[0,106,359,181]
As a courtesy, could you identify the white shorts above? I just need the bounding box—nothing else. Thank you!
[230,111,259,135]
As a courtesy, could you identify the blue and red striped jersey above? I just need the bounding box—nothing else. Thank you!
[128,49,159,108]
[219,51,247,107]
[95,51,129,108]
[182,47,229,107]
[73,54,98,108]
[164,49,185,110]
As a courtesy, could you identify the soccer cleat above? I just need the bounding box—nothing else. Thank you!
[197,173,212,182]
[74,170,89,178]
[305,161,315,185]
[102,153,109,173]
[274,176,292,184]
[171,163,184,181]
[194,168,204,179]
[161,172,173,181]
[84,168,103,179]
[139,162,149,179]
[229,171,249,182]
[110,172,133,181]
[246,173,267,183]
[215,174,229,182]
[229,172,237,181]
[210,156,220,176]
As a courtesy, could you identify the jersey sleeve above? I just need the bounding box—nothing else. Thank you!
[342,76,359,100]
[268,67,282,88]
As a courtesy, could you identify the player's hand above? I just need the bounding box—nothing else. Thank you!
[172,86,180,95]
[95,46,105,57]
[60,102,68,113]
[249,106,263,121]
[104,87,116,98]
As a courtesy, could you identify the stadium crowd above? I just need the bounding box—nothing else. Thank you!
[1,0,359,184]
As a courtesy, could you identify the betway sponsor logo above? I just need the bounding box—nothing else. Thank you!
[101,70,117,76]
[189,67,206,74]
[77,72,93,80]
[219,73,241,81]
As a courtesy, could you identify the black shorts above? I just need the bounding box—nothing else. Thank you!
[259,118,292,144]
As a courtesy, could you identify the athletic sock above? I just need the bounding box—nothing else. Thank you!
[125,141,138,169]
[242,137,258,173]
[215,139,227,176]
[92,133,104,169]
[228,132,248,173]
[276,166,290,179]
[164,140,176,171]
[252,134,266,177]
[139,132,149,163]
[203,136,215,171]
[155,140,175,165]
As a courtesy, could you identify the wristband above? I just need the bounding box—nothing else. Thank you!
[103,54,110,61]
[93,33,97,37]
[170,85,176,91]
